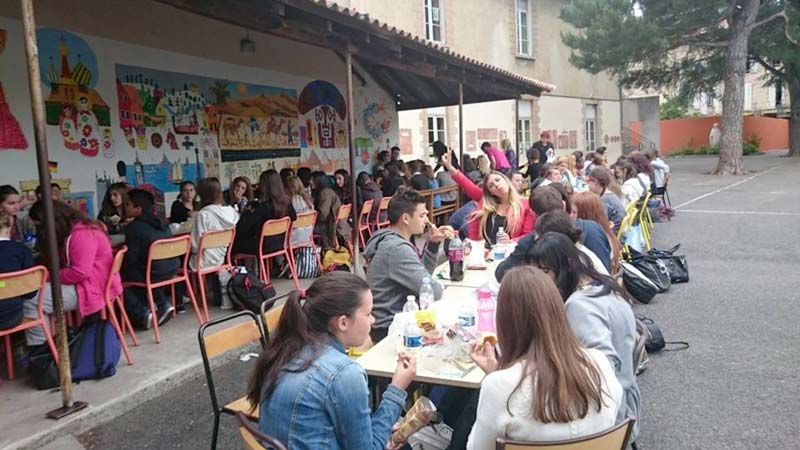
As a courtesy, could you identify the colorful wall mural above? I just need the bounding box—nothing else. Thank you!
[115,64,300,162]
[37,28,113,157]
[0,28,28,150]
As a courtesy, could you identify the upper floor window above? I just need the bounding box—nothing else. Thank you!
[517,0,532,56]
[424,0,444,43]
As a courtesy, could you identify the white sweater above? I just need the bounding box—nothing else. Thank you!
[466,348,623,450]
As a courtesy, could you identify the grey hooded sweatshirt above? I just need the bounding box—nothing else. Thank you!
[364,228,446,330]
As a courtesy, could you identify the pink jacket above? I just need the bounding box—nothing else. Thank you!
[61,222,122,317]
[485,146,511,170]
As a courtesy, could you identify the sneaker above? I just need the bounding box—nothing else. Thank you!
[144,311,153,330]
[176,304,187,314]
[157,305,175,326]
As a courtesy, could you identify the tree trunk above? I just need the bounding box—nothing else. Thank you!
[787,74,800,157]
[714,0,760,175]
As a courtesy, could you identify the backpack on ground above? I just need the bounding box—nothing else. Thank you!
[619,260,659,304]
[293,247,321,278]
[322,246,352,272]
[648,244,689,283]
[633,319,651,375]
[636,314,690,353]
[227,268,277,313]
[628,250,671,293]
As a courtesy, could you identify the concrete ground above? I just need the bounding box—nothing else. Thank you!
[4,151,800,450]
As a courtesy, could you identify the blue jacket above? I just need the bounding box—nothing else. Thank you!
[260,338,407,450]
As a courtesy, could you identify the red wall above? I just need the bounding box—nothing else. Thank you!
[654,116,789,155]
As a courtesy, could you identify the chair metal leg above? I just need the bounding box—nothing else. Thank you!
[4,335,12,380]
[285,250,300,290]
[42,320,60,367]
[210,412,221,450]
[147,288,161,344]
[183,277,205,325]
[197,273,211,323]
[107,303,134,365]
[117,296,139,346]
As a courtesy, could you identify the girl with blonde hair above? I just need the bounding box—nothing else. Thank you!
[441,149,534,246]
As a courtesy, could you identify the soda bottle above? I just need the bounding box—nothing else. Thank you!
[448,235,464,281]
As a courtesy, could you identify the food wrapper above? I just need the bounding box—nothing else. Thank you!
[390,396,437,445]
[466,239,487,270]
[415,310,437,332]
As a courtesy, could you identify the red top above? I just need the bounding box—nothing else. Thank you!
[452,170,535,241]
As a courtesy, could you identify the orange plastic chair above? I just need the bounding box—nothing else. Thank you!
[0,266,59,380]
[105,246,137,365]
[193,228,236,322]
[357,199,374,249]
[374,196,391,230]
[290,211,323,274]
[122,235,203,343]
[234,216,299,289]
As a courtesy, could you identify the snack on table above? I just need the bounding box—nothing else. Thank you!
[480,332,497,347]
[390,396,437,445]
[415,310,436,331]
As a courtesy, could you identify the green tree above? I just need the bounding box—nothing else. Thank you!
[659,95,693,120]
[561,0,793,174]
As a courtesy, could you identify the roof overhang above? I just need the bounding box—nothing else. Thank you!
[154,0,556,110]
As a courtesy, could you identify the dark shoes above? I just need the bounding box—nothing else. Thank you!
[157,305,175,326]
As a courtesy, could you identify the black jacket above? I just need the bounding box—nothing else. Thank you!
[0,241,34,330]
[410,174,431,192]
[233,201,296,256]
[122,212,179,283]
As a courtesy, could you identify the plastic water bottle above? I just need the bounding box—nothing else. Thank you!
[476,288,496,334]
[403,321,423,355]
[23,232,37,250]
[402,295,419,313]
[448,235,464,282]
[458,299,476,333]
[419,277,435,310]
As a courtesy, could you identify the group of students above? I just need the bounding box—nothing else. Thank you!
[245,142,650,449]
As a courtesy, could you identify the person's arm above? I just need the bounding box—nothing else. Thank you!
[565,299,621,373]
[452,171,483,202]
[60,230,97,285]
[421,241,445,300]
[317,192,334,222]
[326,362,406,450]
[515,203,535,239]
[190,211,208,254]
[465,373,506,450]
[495,232,535,282]
[121,225,141,277]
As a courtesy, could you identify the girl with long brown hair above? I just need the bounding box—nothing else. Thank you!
[573,191,622,274]
[247,272,416,450]
[466,266,622,448]
[232,170,296,257]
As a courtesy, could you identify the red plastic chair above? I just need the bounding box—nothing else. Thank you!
[357,199,374,249]
[234,216,299,289]
[122,235,203,343]
[0,266,59,380]
[290,211,323,274]
[374,196,391,230]
[104,246,137,365]
[192,228,236,322]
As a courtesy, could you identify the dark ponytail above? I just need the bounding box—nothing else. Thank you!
[247,272,369,410]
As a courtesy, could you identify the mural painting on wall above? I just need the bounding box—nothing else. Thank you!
[0,29,28,150]
[297,80,349,173]
[125,152,203,197]
[37,29,112,157]
[114,64,300,164]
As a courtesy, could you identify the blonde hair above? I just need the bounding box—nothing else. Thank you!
[477,155,491,175]
[500,138,512,152]
[469,171,524,239]
[555,155,577,177]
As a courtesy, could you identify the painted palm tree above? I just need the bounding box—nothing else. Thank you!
[208,80,232,107]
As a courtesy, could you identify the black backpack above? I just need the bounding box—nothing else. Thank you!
[226,270,277,314]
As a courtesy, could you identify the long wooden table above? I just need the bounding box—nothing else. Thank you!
[432,259,501,289]
[357,286,486,389]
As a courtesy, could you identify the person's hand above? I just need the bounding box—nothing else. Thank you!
[109,215,121,225]
[469,341,498,374]
[428,224,454,244]
[496,231,511,244]
[441,148,455,172]
[385,423,403,450]
[391,351,417,390]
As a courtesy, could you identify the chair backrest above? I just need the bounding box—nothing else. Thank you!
[198,311,267,415]
[0,265,47,302]
[336,203,352,222]
[106,246,127,300]
[236,411,288,450]
[497,418,634,450]
[259,292,291,341]
[149,234,191,260]
[359,200,373,228]
[292,211,318,230]
[378,196,391,211]
[197,228,235,270]
[257,217,291,256]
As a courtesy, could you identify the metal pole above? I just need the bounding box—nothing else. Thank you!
[458,83,464,163]
[345,51,361,274]
[514,98,520,167]
[20,0,78,414]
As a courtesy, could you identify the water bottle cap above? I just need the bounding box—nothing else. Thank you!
[407,295,416,301]
[422,277,431,284]
[477,288,492,299]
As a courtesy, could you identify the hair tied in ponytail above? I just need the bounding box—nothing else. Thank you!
[298,289,307,307]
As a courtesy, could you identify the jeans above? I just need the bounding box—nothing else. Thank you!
[124,286,170,323]
[23,284,79,346]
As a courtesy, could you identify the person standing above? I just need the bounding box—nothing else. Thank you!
[530,131,555,165]
[480,142,512,174]
[709,123,721,148]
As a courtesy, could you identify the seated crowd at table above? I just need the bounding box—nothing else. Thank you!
[0,140,669,449]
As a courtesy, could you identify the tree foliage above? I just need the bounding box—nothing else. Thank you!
[659,95,694,120]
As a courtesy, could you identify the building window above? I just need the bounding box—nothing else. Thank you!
[583,104,597,152]
[518,119,531,153]
[424,0,444,43]
[744,83,753,111]
[428,115,446,146]
[775,82,784,107]
[517,0,532,56]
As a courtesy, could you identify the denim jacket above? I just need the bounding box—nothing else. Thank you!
[260,338,407,450]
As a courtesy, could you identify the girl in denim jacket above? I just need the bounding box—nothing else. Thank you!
[247,272,417,450]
